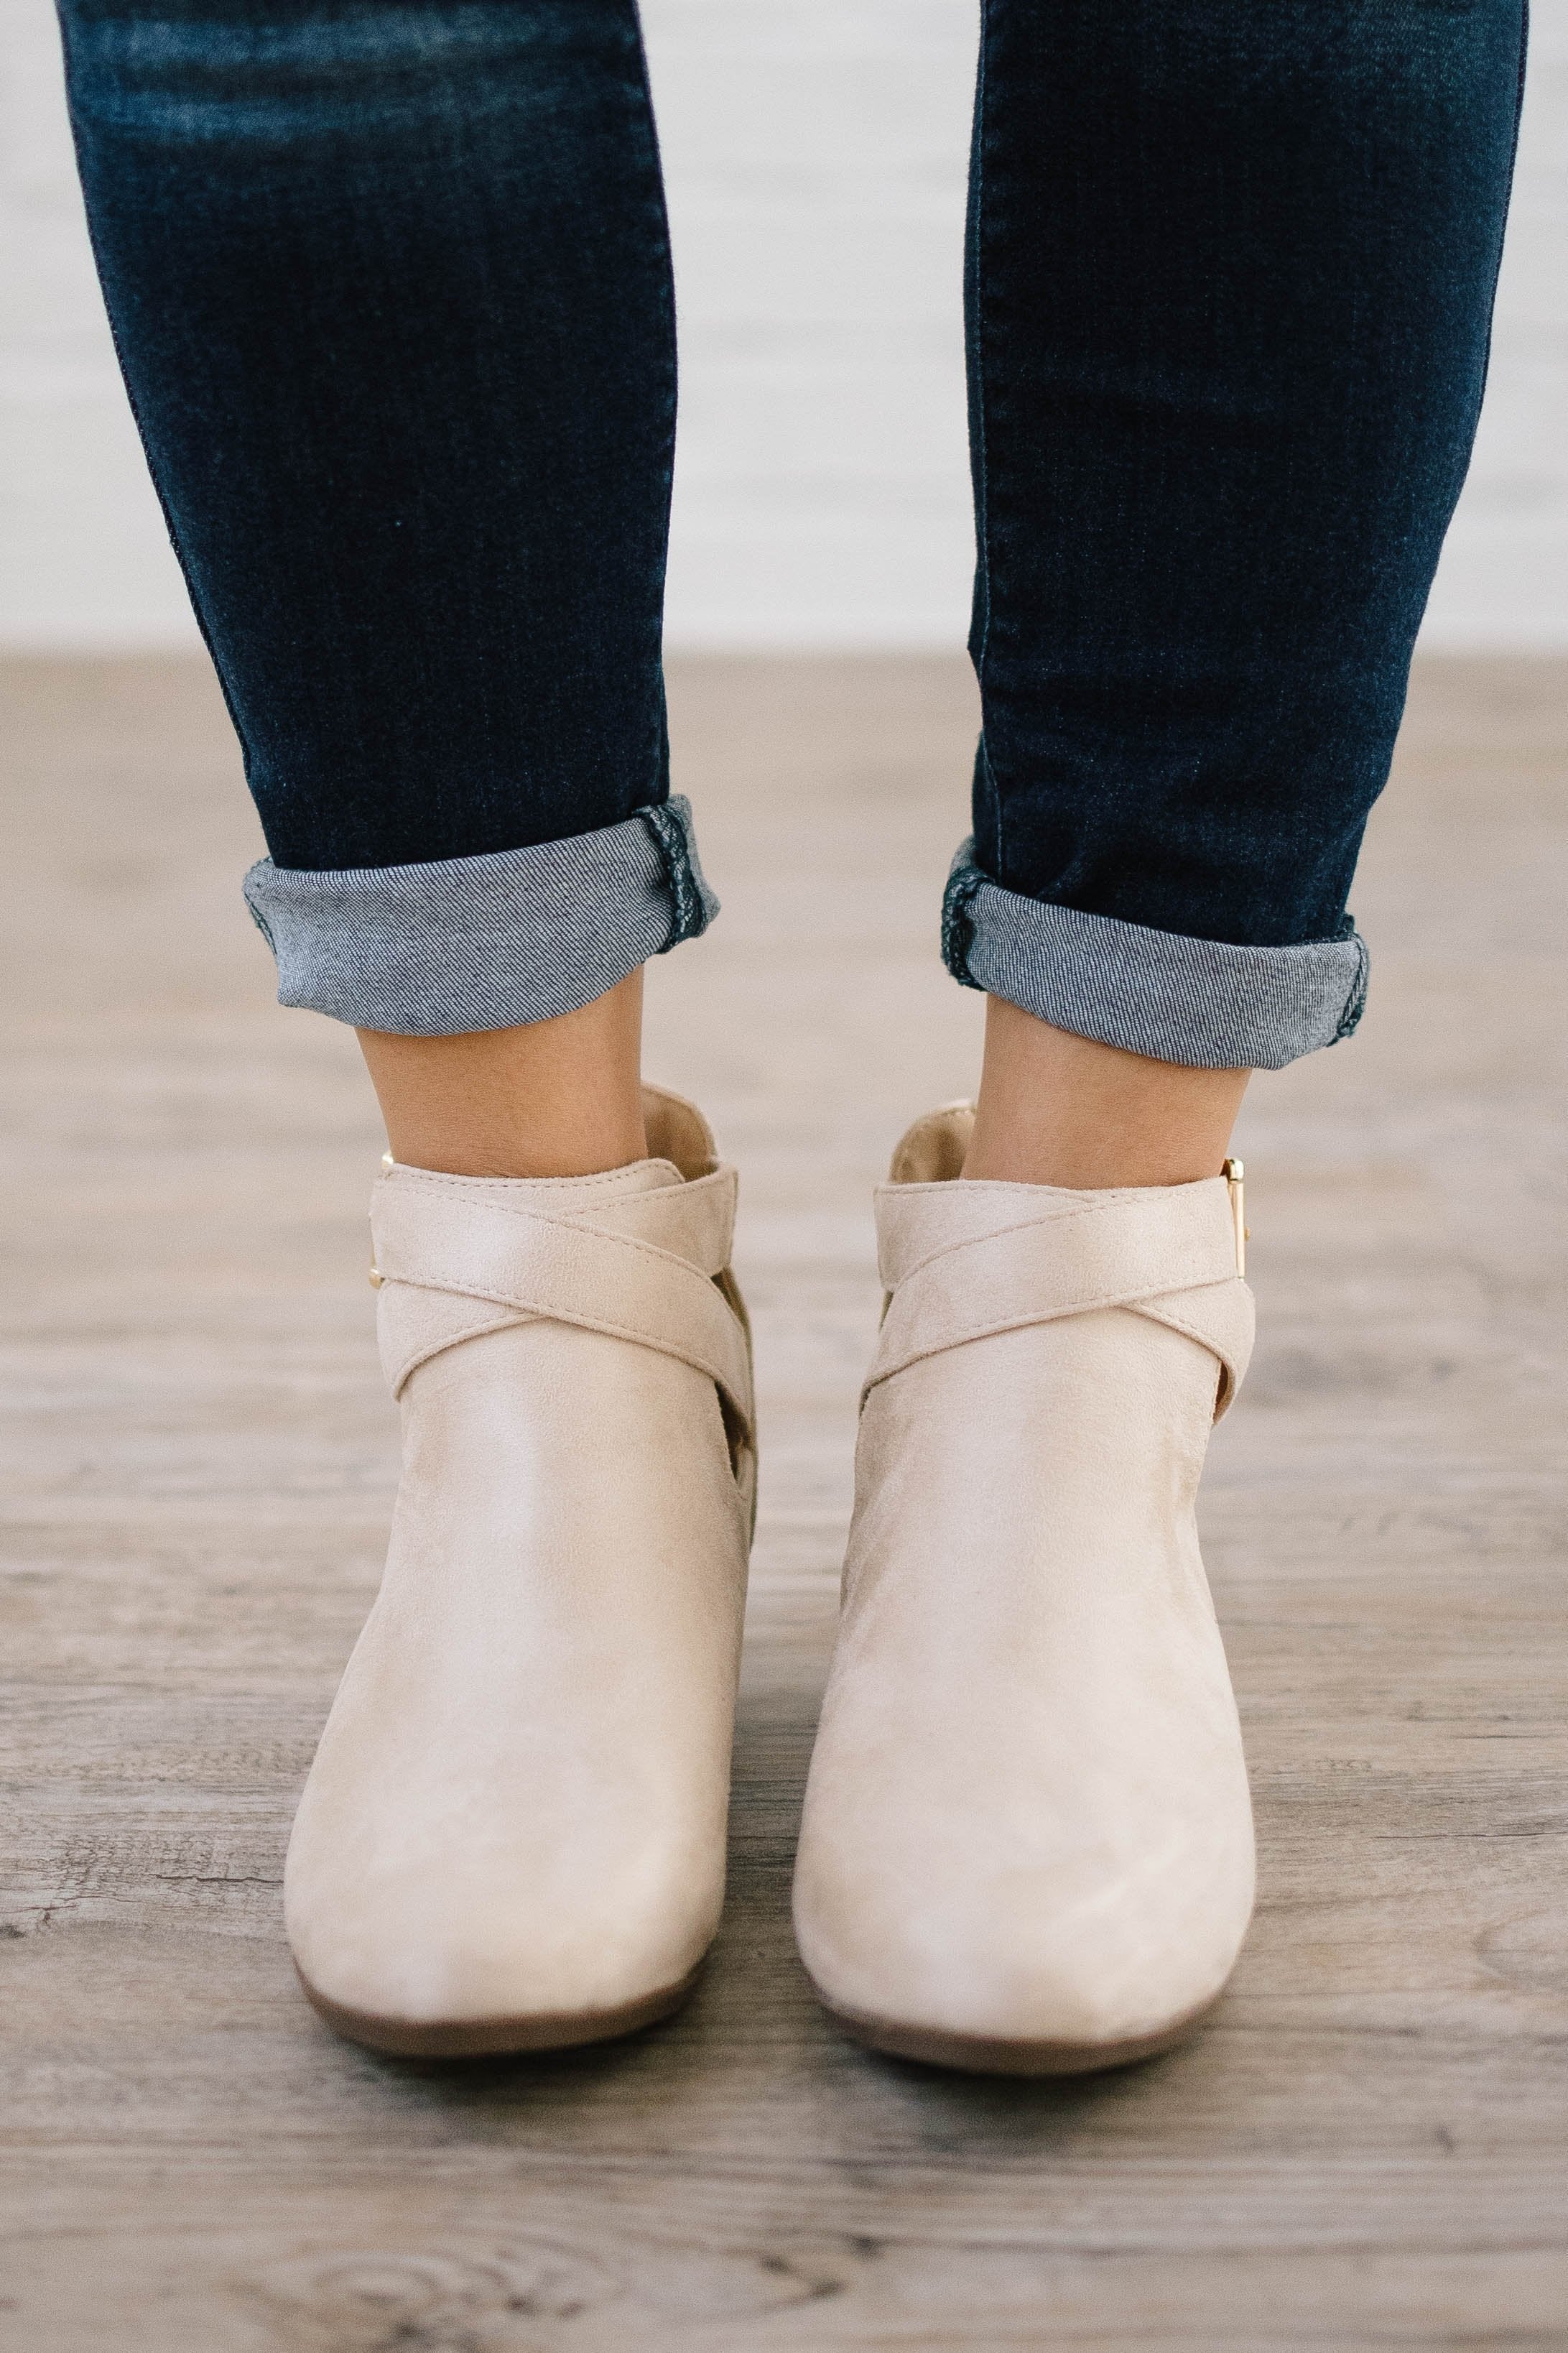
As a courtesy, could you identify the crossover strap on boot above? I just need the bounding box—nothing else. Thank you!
[863,1179,1253,1420]
[370,1169,754,1441]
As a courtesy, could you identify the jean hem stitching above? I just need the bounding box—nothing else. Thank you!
[943,841,1370,1071]
[242,795,717,1035]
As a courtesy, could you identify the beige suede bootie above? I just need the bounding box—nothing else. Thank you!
[285,1086,754,2056]
[792,1101,1256,2074]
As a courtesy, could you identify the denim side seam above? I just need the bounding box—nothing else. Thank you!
[1333,921,1371,1043]
[941,848,988,989]
[942,840,1369,1073]
[243,793,717,1037]
[640,794,720,948]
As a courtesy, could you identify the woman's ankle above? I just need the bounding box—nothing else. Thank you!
[961,997,1249,1190]
[356,968,649,1178]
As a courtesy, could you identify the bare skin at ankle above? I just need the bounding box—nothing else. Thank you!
[357,969,649,1178]
[963,995,1250,1190]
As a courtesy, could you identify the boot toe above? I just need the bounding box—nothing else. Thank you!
[286,1834,720,2055]
[794,1821,1254,2071]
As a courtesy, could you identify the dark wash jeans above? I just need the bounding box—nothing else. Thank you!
[59,0,1526,1065]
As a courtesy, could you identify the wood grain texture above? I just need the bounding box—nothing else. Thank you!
[1,653,1565,2352]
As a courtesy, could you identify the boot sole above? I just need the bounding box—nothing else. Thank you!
[810,1982,1223,2076]
[296,1959,704,2058]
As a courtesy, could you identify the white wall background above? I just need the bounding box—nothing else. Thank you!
[3,0,1564,651]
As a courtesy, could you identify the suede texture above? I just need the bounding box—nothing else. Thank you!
[793,1104,1256,2068]
[284,1088,753,2046]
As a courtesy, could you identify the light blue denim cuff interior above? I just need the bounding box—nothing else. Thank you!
[243,795,718,1035]
[941,840,1369,1071]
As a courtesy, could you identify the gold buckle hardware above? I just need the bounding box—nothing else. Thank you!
[368,1152,394,1285]
[1223,1157,1246,1277]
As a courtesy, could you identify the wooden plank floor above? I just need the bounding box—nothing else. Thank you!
[1,653,1565,2352]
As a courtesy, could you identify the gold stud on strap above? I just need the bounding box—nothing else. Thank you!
[1223,1157,1245,1277]
[368,1266,384,1290]
[381,1151,394,1173]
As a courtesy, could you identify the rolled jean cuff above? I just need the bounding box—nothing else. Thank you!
[242,795,718,1035]
[941,841,1369,1071]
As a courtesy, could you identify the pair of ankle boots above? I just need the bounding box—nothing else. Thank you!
[285,1087,1256,2074]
